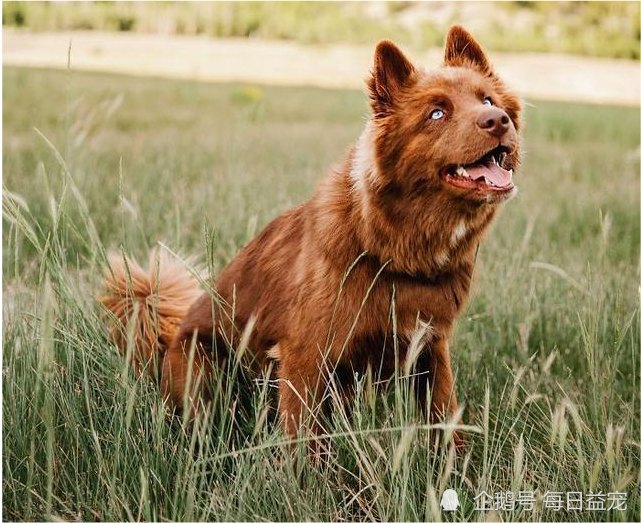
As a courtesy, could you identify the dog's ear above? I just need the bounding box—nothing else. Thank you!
[443,25,491,74]
[368,40,416,116]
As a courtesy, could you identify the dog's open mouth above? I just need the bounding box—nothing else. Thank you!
[443,146,514,193]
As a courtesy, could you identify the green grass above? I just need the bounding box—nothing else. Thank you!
[3,66,640,521]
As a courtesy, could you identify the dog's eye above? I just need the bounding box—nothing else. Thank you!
[430,109,445,120]
[483,97,493,106]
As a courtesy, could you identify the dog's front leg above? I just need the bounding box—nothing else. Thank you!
[414,337,464,449]
[431,338,465,449]
[428,338,458,417]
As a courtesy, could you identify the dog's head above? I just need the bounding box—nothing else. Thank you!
[366,26,522,205]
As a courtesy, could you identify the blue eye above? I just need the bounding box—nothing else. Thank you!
[430,109,444,120]
[483,97,493,106]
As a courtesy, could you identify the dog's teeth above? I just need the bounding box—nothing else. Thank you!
[456,166,465,176]
[491,156,497,164]
[509,169,513,177]
[462,170,469,178]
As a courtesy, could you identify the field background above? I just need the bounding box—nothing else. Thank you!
[3,64,640,521]
[3,1,640,59]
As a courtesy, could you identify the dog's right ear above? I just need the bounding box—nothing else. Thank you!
[368,40,416,116]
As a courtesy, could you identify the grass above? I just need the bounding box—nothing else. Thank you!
[2,66,640,521]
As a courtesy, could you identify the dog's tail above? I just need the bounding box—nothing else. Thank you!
[99,247,202,380]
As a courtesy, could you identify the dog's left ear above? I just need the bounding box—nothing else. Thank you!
[443,25,492,74]
[368,40,416,116]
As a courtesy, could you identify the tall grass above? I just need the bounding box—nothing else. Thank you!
[3,67,640,521]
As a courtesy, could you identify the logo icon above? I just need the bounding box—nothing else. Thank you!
[441,489,460,511]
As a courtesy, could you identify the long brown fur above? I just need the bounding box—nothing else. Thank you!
[100,26,522,447]
[100,248,201,378]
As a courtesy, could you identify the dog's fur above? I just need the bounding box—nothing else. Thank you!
[101,26,521,446]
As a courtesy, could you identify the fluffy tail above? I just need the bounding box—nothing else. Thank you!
[100,247,202,379]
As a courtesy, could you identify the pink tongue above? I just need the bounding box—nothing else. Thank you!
[466,163,513,188]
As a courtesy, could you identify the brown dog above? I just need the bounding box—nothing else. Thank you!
[101,26,521,447]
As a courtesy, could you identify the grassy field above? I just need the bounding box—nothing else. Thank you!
[2,66,640,521]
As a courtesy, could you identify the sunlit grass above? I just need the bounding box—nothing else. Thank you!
[2,67,640,521]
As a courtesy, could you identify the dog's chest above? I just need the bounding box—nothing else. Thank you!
[388,269,471,330]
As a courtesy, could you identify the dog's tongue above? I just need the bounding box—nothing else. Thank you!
[466,162,513,188]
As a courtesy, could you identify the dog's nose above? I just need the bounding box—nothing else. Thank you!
[476,107,510,138]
